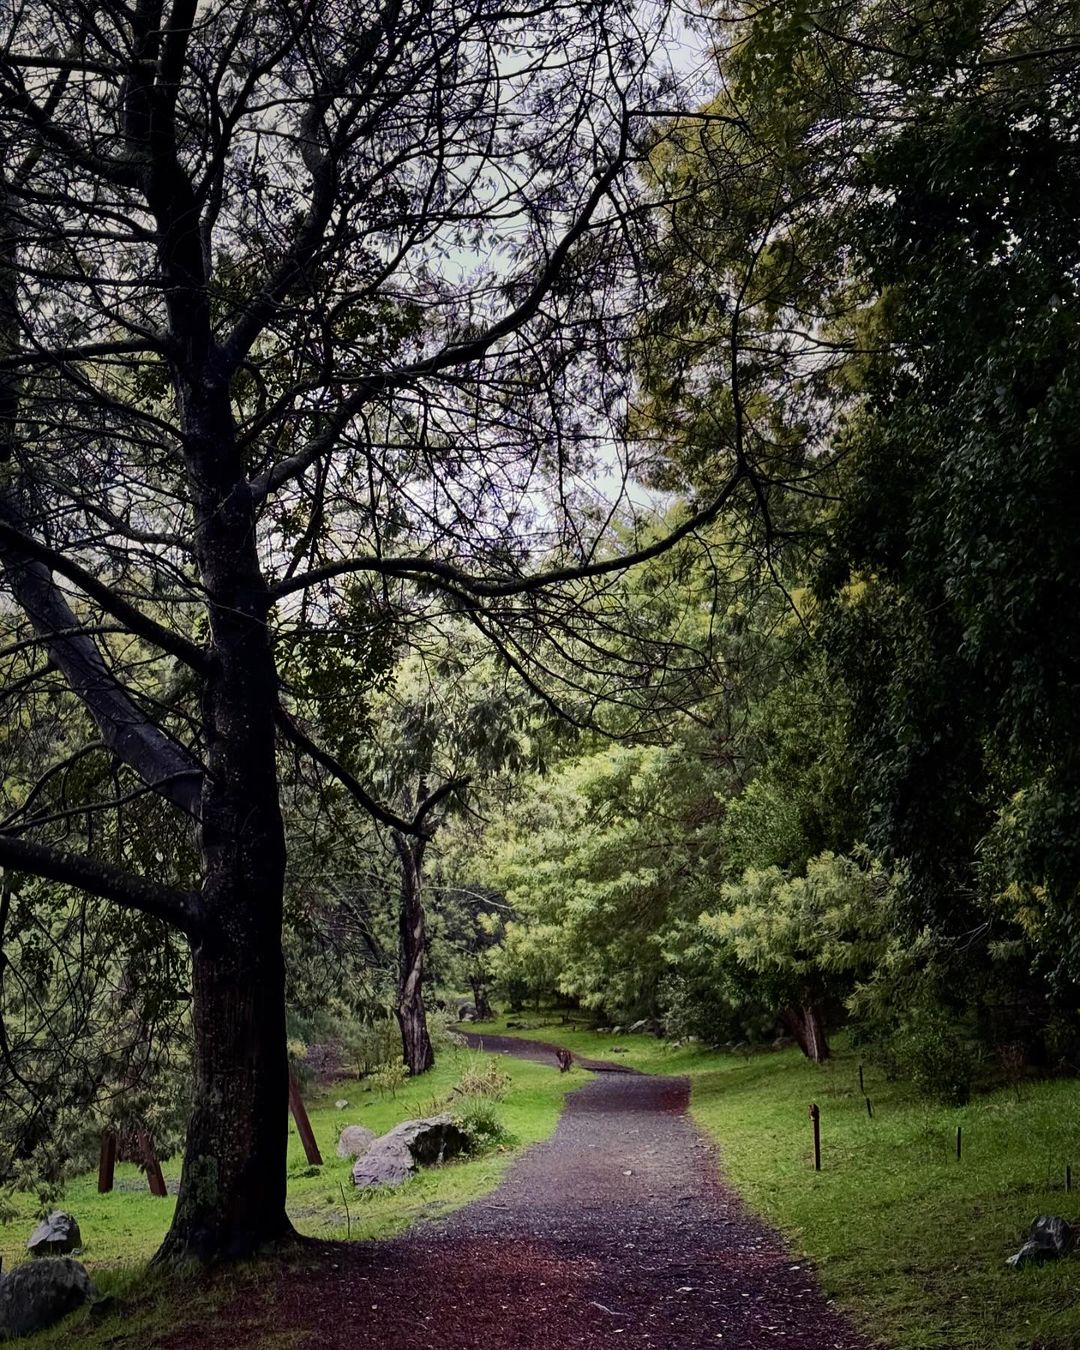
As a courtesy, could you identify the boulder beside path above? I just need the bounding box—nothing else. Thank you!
[353,1115,470,1188]
[27,1211,81,1257]
[336,1125,377,1159]
[0,1257,94,1337]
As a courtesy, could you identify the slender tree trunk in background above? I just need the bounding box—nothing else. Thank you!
[393,831,435,1075]
[469,975,492,1019]
[782,1004,831,1063]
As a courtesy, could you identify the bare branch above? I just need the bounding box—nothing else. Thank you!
[0,835,202,934]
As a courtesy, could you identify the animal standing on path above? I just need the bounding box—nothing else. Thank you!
[556,1048,573,1072]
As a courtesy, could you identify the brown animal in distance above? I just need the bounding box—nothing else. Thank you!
[556,1048,573,1073]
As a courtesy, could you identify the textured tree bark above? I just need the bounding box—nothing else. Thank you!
[393,831,435,1075]
[156,373,295,1261]
[781,1004,831,1063]
[157,925,293,1260]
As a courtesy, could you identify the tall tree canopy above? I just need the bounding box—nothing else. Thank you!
[0,0,746,1262]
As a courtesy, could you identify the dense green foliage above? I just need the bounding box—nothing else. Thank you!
[4,0,1080,1270]
[452,0,1080,1093]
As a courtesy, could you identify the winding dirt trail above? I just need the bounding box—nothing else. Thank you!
[174,1035,874,1349]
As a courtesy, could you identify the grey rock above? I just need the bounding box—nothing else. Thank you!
[336,1124,377,1159]
[353,1115,470,1189]
[0,1257,94,1337]
[610,1046,628,1054]
[27,1211,81,1257]
[1006,1216,1073,1267]
[610,1025,624,1035]
[628,1019,650,1034]
[456,1002,477,1022]
[334,1099,349,1110]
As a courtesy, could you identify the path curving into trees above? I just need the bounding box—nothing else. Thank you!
[170,1037,872,1349]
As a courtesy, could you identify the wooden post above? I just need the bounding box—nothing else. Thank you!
[1066,1164,1072,1193]
[97,1132,117,1194]
[809,1102,821,1171]
[956,1125,962,1161]
[137,1130,168,1197]
[288,1069,323,1165]
[865,1096,873,1119]
[858,1063,864,1094]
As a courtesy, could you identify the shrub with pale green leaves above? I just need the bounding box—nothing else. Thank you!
[452,1055,511,1100]
[453,1097,513,1152]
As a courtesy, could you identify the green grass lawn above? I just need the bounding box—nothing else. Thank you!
[479,1014,1080,1350]
[0,1043,579,1347]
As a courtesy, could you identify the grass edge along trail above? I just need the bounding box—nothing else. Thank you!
[484,1015,1080,1350]
[1,1044,579,1348]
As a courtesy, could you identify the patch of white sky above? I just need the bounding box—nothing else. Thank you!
[417,1,720,529]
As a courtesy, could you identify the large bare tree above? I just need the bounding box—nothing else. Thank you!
[0,0,743,1262]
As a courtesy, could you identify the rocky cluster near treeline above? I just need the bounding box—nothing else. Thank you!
[346,1115,470,1188]
[593,1019,664,1036]
[0,1212,96,1338]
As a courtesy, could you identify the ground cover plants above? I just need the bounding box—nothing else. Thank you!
[0,1046,579,1345]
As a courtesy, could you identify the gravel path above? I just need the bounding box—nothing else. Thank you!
[170,1035,874,1349]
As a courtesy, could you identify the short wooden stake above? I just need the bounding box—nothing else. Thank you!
[865,1096,873,1119]
[858,1063,864,1094]
[137,1130,168,1197]
[956,1125,962,1161]
[97,1132,117,1194]
[289,1069,323,1166]
[809,1102,821,1171]
[1066,1164,1072,1193]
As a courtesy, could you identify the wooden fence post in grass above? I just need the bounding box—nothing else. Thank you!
[859,1063,864,1094]
[1066,1164,1072,1193]
[289,1068,323,1166]
[956,1125,962,1161]
[809,1102,821,1171]
[97,1132,117,1194]
[137,1130,168,1197]
[865,1096,873,1119]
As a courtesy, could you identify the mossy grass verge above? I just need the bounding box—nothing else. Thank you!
[480,1013,1080,1349]
[0,1045,578,1346]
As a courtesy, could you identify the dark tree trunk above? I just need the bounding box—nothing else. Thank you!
[156,374,294,1262]
[781,1004,831,1063]
[393,831,434,1075]
[157,928,292,1260]
[469,975,492,1020]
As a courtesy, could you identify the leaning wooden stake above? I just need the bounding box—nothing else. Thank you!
[809,1102,821,1171]
[97,1132,117,1194]
[288,1069,323,1165]
[137,1129,168,1197]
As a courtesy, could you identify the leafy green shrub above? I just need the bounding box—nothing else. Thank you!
[453,1097,513,1152]
[428,1008,467,1052]
[453,1054,511,1100]
[370,1058,408,1099]
[889,1014,982,1106]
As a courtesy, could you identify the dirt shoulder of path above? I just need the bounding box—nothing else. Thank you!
[158,1036,875,1350]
